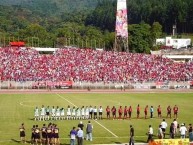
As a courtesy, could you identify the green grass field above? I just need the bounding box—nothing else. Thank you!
[0,92,192,145]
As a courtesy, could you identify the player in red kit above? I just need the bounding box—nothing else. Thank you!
[128,106,132,119]
[137,104,140,119]
[167,105,171,119]
[144,105,148,119]
[106,106,110,119]
[118,106,123,119]
[173,105,178,118]
[123,106,127,119]
[111,106,116,120]
[157,105,162,118]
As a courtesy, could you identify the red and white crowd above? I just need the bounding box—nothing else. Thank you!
[0,47,193,82]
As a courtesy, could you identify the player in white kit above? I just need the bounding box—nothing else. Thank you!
[40,105,46,121]
[99,106,103,120]
[67,105,71,120]
[51,106,56,120]
[45,106,50,121]
[81,106,85,119]
[56,106,61,120]
[76,107,81,120]
[60,108,65,120]
[85,106,89,119]
[89,105,93,119]
[93,106,97,120]
[34,107,39,121]
[71,107,76,120]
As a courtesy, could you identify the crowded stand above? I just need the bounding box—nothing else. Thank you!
[0,47,193,82]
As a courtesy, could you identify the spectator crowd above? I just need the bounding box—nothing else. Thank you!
[0,47,193,82]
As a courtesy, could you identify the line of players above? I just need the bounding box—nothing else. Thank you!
[34,104,179,121]
[34,105,103,121]
[19,123,60,145]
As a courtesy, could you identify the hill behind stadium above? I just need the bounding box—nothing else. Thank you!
[0,0,98,14]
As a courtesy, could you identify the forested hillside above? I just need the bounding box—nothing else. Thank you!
[86,0,193,33]
[0,0,192,53]
[0,0,98,14]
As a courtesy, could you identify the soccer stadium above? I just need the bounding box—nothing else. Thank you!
[0,0,193,145]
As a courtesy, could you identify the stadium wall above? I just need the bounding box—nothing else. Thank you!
[0,81,192,90]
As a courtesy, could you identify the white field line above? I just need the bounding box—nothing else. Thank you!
[56,93,118,138]
[19,101,34,107]
[94,121,118,137]
[56,93,77,107]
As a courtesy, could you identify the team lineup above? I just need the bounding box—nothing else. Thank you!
[19,120,93,145]
[18,104,180,144]
[34,105,179,121]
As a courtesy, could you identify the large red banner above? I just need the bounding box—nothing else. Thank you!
[32,81,73,89]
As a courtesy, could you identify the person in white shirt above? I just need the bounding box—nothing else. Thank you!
[93,106,97,120]
[72,107,76,120]
[40,105,46,121]
[179,123,187,138]
[158,125,163,139]
[77,128,84,145]
[89,105,93,119]
[173,119,178,136]
[34,107,39,121]
[67,105,71,120]
[81,106,85,120]
[76,108,81,120]
[147,125,153,143]
[60,108,65,120]
[51,106,56,120]
[161,119,167,138]
[55,106,60,120]
[85,106,89,119]
[98,106,103,120]
[45,106,50,121]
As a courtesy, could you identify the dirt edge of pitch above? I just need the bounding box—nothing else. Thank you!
[91,143,148,145]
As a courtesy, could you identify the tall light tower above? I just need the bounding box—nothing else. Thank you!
[114,0,129,52]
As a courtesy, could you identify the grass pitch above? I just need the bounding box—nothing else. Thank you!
[0,92,192,145]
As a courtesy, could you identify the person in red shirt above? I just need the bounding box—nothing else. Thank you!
[166,105,171,119]
[118,106,123,119]
[106,106,110,119]
[173,105,178,118]
[144,105,148,119]
[137,104,140,119]
[157,105,162,118]
[123,106,127,119]
[111,106,116,120]
[128,106,132,119]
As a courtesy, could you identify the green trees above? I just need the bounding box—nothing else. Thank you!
[56,22,105,48]
[0,0,193,52]
[85,0,116,32]
[128,23,151,53]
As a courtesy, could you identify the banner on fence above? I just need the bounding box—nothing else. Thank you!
[149,138,189,145]
[134,84,150,89]
[174,85,190,89]
[156,82,170,89]
[32,81,73,89]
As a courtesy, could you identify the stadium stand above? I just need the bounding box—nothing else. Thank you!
[0,47,193,83]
